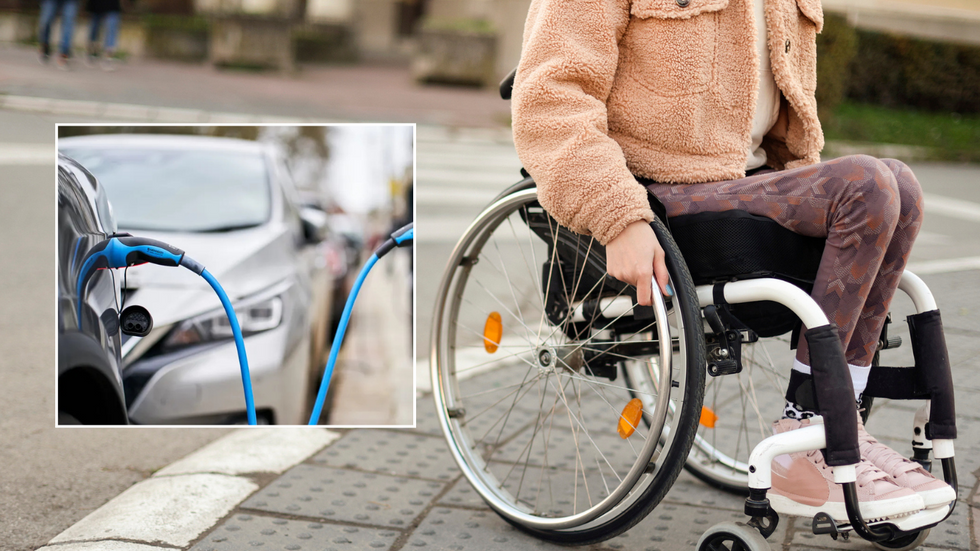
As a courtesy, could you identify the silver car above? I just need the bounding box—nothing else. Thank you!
[60,135,332,425]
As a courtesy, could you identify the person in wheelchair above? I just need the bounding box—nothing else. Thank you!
[510,0,955,523]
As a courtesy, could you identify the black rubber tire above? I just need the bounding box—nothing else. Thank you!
[697,521,771,551]
[872,529,930,551]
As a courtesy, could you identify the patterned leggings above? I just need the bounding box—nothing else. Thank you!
[646,154,924,368]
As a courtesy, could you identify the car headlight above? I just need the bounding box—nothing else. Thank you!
[161,294,284,351]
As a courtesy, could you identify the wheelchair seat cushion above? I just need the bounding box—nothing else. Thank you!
[669,210,826,337]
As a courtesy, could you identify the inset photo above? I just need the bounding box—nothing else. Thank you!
[57,124,414,426]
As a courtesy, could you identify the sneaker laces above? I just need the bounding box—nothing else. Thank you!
[803,448,890,487]
[858,424,921,476]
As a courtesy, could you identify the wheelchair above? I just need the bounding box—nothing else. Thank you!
[429,174,958,549]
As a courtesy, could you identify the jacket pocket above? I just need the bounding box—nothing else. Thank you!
[631,0,729,19]
[623,0,730,97]
[795,0,823,32]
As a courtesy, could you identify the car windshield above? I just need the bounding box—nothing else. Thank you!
[60,147,271,233]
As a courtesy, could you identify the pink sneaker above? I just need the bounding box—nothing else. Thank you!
[769,418,924,521]
[858,420,956,509]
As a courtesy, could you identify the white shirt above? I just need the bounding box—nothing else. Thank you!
[746,0,782,170]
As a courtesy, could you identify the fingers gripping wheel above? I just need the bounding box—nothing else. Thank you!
[430,186,705,544]
[697,522,771,551]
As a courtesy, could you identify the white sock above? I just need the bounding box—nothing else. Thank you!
[792,358,811,374]
[794,360,870,401]
[849,363,871,401]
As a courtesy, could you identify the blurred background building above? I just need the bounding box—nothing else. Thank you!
[0,0,976,173]
[2,0,979,72]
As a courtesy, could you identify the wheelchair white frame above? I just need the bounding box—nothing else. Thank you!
[570,270,955,532]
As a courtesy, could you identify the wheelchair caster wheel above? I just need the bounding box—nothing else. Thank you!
[872,529,930,551]
[697,521,770,551]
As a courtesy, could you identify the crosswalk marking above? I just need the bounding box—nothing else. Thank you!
[907,256,980,275]
[0,144,54,165]
[417,127,520,245]
[924,193,980,224]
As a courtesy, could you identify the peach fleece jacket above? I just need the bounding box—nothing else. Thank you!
[512,0,826,245]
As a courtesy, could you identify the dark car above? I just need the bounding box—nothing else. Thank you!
[57,153,126,425]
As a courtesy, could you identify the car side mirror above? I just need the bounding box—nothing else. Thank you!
[300,206,329,244]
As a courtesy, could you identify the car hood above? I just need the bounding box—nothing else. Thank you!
[119,224,301,328]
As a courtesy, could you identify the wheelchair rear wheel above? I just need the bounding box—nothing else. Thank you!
[430,187,706,543]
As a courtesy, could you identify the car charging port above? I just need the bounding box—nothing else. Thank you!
[120,305,153,337]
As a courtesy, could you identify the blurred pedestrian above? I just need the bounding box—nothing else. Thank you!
[85,0,122,71]
[38,0,79,69]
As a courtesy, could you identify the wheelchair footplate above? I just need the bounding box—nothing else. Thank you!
[811,504,950,541]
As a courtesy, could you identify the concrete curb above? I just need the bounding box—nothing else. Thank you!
[37,428,340,550]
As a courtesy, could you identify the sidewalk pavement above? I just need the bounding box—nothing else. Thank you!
[39,269,980,551]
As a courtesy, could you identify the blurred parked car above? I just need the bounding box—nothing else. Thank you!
[323,212,365,333]
[57,154,127,424]
[60,135,333,424]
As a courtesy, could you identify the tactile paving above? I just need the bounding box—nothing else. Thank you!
[437,465,622,517]
[189,514,400,551]
[952,419,980,494]
[312,430,459,481]
[402,507,554,549]
[663,471,744,511]
[241,464,445,527]
[937,502,973,550]
[438,478,491,509]
[491,425,650,474]
[620,505,761,550]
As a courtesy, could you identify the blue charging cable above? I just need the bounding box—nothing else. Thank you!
[76,223,413,426]
[308,223,413,425]
[197,268,257,425]
[76,232,257,425]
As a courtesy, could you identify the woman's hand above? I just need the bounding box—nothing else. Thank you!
[605,220,671,306]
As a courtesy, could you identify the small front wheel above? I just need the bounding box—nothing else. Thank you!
[872,529,930,551]
[697,522,771,551]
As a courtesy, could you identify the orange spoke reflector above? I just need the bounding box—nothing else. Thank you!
[483,312,502,353]
[618,398,643,439]
[700,406,718,428]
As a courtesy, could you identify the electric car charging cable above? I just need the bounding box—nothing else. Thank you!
[76,234,258,424]
[308,222,414,425]
[76,223,414,426]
